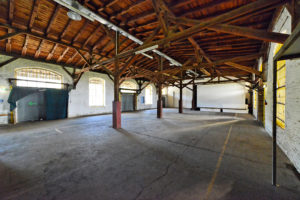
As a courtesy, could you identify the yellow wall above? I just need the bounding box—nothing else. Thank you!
[275,44,286,129]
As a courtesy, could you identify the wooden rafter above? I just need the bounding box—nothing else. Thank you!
[46,43,59,60]
[29,0,40,30]
[224,62,261,76]
[83,25,103,47]
[207,24,288,44]
[92,0,278,67]
[34,40,44,58]
[0,0,287,84]
[72,20,89,44]
[152,0,169,37]
[46,5,61,36]
[57,47,69,62]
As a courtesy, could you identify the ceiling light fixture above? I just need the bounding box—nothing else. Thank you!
[67,10,82,21]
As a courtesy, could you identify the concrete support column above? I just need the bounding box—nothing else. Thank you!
[179,79,183,113]
[192,84,197,110]
[113,31,121,129]
[157,84,162,118]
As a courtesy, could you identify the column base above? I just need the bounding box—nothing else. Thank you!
[113,101,121,129]
[157,100,162,118]
[179,100,183,113]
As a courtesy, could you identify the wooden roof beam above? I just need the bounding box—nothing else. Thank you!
[158,53,261,75]
[224,62,261,76]
[46,5,61,36]
[0,31,23,41]
[46,43,59,60]
[92,35,106,51]
[83,25,103,47]
[9,0,14,22]
[21,34,29,56]
[60,19,72,40]
[125,0,197,25]
[72,20,89,44]
[29,0,41,30]
[97,0,118,12]
[0,50,75,69]
[92,0,277,67]
[34,40,44,58]
[207,24,289,44]
[6,0,14,53]
[0,22,103,59]
[57,47,69,62]
[158,0,216,77]
[67,51,78,64]
[152,0,169,37]
[110,0,145,21]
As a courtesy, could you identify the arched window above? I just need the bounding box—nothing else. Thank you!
[89,78,105,106]
[15,67,62,89]
[145,85,153,105]
[120,81,137,93]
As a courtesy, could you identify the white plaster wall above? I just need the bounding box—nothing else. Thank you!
[165,86,192,109]
[0,55,73,124]
[264,8,300,172]
[118,79,157,110]
[165,81,247,111]
[166,86,179,108]
[0,55,158,123]
[136,82,157,110]
[68,72,114,117]
[197,82,247,109]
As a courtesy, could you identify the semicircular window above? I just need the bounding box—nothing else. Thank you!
[120,81,137,93]
[15,68,63,89]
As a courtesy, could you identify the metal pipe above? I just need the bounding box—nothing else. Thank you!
[272,59,277,186]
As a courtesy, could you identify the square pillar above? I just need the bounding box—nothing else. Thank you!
[112,101,121,129]
[179,80,183,113]
[113,31,121,129]
[192,84,197,110]
[157,84,162,118]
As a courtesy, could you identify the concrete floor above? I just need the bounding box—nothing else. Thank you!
[0,109,299,200]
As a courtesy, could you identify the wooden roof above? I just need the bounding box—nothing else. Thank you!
[0,0,290,85]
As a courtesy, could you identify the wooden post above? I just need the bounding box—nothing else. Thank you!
[113,31,121,129]
[157,57,163,118]
[157,83,162,118]
[179,75,183,113]
[192,83,197,110]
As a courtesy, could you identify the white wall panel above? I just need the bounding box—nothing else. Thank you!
[197,83,247,109]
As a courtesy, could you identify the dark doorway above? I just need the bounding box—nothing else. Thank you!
[9,87,69,123]
[16,92,46,122]
[162,96,166,108]
[121,93,135,112]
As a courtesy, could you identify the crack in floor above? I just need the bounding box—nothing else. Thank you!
[132,129,208,200]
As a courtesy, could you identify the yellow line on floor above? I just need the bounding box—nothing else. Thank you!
[204,125,233,200]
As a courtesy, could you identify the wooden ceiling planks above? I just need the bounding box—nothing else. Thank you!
[0,0,288,83]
